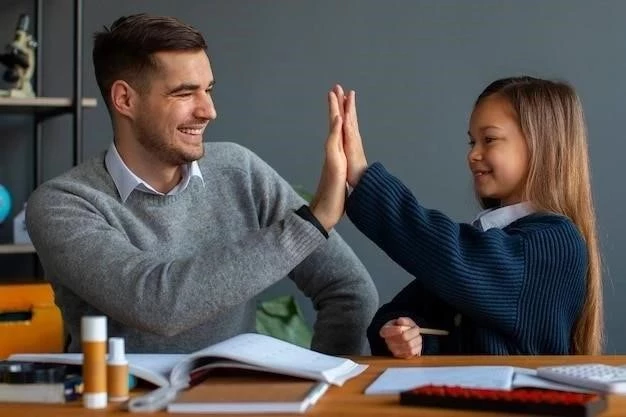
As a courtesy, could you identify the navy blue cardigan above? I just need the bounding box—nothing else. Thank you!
[346,163,587,355]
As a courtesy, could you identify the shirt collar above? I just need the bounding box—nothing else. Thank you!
[472,202,535,231]
[105,142,204,202]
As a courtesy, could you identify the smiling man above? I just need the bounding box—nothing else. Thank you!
[25,14,377,355]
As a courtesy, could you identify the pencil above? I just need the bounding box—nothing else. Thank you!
[397,325,450,336]
[419,328,449,336]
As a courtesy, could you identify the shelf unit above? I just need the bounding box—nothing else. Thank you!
[0,244,36,254]
[0,0,96,268]
[0,96,97,115]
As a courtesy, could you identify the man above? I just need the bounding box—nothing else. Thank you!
[25,14,377,354]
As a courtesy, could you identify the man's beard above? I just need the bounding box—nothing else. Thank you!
[135,119,204,165]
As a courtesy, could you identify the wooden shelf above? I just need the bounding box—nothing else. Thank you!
[0,96,97,116]
[0,244,36,254]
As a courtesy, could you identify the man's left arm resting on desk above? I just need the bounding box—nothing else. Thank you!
[249,147,379,355]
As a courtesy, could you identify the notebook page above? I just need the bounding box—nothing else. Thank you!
[365,366,515,395]
[171,333,362,385]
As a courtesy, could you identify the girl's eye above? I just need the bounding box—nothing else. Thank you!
[467,139,475,147]
[485,137,496,143]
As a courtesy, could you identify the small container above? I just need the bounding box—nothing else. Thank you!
[107,337,129,402]
[81,316,108,408]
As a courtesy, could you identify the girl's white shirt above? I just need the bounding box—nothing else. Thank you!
[472,202,535,231]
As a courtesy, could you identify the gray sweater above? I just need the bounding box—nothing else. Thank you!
[26,142,378,354]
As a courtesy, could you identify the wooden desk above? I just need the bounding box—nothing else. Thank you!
[2,355,626,416]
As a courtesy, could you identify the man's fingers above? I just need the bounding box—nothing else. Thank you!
[330,114,342,137]
[334,84,346,119]
[328,91,340,131]
[327,115,343,154]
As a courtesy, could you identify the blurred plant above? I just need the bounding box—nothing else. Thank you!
[256,295,312,348]
[292,184,313,203]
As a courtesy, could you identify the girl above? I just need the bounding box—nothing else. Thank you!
[333,77,602,356]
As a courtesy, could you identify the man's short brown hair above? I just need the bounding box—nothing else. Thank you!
[93,14,207,110]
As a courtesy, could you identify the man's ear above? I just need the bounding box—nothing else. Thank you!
[111,80,139,119]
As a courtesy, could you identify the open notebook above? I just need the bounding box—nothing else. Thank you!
[9,333,366,411]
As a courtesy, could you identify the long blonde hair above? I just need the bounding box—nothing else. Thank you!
[475,76,603,354]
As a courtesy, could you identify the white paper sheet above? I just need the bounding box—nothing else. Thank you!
[364,366,515,395]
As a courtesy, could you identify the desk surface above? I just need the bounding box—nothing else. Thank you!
[3,355,626,416]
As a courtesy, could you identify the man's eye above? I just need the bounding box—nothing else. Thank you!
[485,137,496,143]
[468,140,475,147]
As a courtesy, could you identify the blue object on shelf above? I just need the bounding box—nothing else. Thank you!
[0,184,12,223]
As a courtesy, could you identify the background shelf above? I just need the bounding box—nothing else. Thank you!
[0,244,36,254]
[0,96,97,116]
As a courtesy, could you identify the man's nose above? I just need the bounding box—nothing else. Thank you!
[196,93,217,120]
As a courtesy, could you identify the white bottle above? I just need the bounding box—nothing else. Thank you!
[107,337,129,402]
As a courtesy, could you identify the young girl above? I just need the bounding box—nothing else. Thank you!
[333,77,603,356]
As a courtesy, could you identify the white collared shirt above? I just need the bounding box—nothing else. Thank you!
[472,202,535,231]
[104,142,204,202]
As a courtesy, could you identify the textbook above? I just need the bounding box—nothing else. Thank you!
[9,333,367,411]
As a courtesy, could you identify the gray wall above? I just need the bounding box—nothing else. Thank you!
[1,0,625,353]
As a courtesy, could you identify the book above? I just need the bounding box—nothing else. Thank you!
[365,366,594,395]
[0,361,82,404]
[167,369,329,414]
[0,376,82,404]
[9,332,366,411]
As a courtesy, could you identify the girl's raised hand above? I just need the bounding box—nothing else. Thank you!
[341,87,368,187]
[310,89,348,231]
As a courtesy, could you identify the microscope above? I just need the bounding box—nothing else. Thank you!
[0,14,37,98]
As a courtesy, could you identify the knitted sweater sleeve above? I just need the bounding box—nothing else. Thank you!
[24,171,320,340]
[347,163,586,339]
